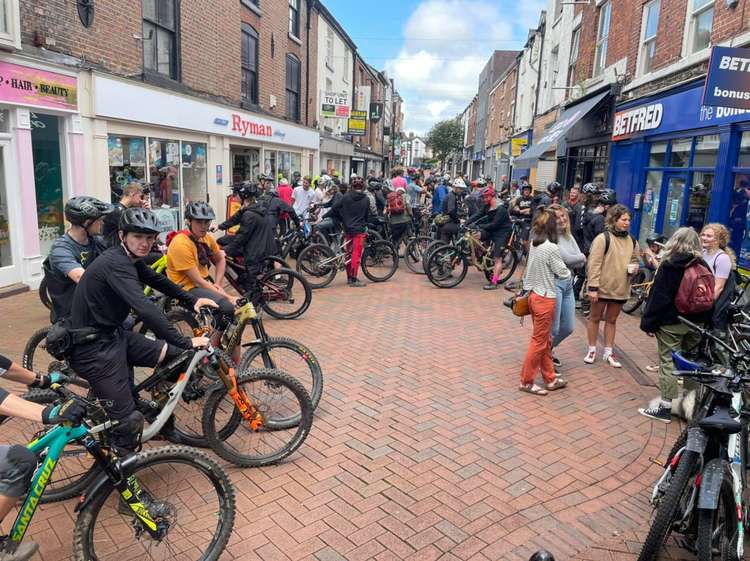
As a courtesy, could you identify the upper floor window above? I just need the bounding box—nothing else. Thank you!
[288,0,300,38]
[325,25,334,67]
[0,0,20,50]
[688,0,713,54]
[142,0,178,79]
[241,23,259,104]
[639,0,660,75]
[286,54,301,121]
[240,0,259,7]
[567,27,581,86]
[594,1,611,77]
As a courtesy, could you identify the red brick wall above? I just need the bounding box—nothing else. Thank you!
[466,98,478,148]
[486,66,517,147]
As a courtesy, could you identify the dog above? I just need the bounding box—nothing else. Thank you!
[648,389,699,421]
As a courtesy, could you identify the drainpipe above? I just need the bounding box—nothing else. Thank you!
[305,0,313,127]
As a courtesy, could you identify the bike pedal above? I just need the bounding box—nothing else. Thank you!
[648,457,665,467]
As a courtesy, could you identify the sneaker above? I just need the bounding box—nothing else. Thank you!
[483,283,499,291]
[638,404,671,423]
[552,355,562,367]
[349,279,366,287]
[604,353,622,368]
[0,538,39,561]
[583,350,596,364]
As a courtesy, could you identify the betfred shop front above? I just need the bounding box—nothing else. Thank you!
[609,80,750,267]
[86,75,318,235]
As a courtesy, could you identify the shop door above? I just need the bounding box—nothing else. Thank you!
[0,142,21,287]
[659,172,689,239]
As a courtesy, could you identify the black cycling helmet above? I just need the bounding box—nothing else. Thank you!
[184,201,216,221]
[119,207,161,234]
[520,182,532,192]
[64,196,113,226]
[528,550,556,561]
[235,181,261,200]
[599,188,617,206]
[546,181,561,195]
[367,177,382,190]
[581,182,602,195]
[646,233,667,246]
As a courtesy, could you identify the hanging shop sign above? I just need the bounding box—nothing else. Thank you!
[369,102,383,122]
[321,91,350,118]
[703,46,750,110]
[0,61,77,111]
[355,85,371,112]
[348,110,367,136]
[511,138,528,156]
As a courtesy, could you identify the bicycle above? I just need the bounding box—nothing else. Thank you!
[295,232,398,289]
[0,384,236,561]
[623,268,655,314]
[278,208,328,260]
[425,227,518,289]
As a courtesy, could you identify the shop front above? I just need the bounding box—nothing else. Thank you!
[0,58,81,289]
[608,80,750,267]
[87,75,318,235]
[320,134,352,179]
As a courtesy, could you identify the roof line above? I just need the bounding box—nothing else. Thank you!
[314,0,358,52]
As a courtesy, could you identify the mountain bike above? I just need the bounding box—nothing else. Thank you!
[278,208,328,260]
[404,234,434,274]
[623,268,655,314]
[295,232,398,288]
[0,385,235,561]
[425,227,517,289]
[222,255,312,319]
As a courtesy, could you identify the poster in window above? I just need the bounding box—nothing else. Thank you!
[108,137,124,166]
[195,145,206,168]
[150,141,162,168]
[129,138,146,167]
[166,142,180,166]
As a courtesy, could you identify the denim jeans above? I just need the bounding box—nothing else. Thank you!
[552,277,576,348]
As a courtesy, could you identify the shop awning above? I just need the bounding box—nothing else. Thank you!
[514,91,610,166]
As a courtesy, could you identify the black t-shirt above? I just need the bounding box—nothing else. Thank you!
[102,202,126,248]
[70,245,197,348]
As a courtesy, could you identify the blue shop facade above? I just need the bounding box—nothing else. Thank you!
[608,79,750,268]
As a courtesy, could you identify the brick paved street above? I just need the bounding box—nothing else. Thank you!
[0,266,693,561]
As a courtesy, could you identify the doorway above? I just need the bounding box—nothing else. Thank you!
[659,172,688,239]
[0,142,21,287]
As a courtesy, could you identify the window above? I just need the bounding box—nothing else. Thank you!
[241,23,259,104]
[693,134,719,167]
[688,0,714,54]
[739,132,750,168]
[639,0,660,75]
[670,138,692,167]
[567,27,581,86]
[639,171,663,243]
[241,0,259,7]
[285,54,301,121]
[142,0,178,79]
[548,46,559,101]
[181,142,207,203]
[31,114,65,256]
[325,25,334,68]
[288,0,300,38]
[594,1,611,77]
[0,0,20,50]
[730,173,750,266]
[553,0,563,19]
[648,141,667,167]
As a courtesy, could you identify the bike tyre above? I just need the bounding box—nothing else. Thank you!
[637,449,699,561]
[624,271,648,314]
[22,327,54,374]
[202,369,313,467]
[361,241,399,283]
[73,445,235,561]
[295,243,338,289]
[426,246,469,289]
[39,276,52,311]
[405,236,433,274]
[238,336,323,421]
[496,247,519,285]
[696,473,738,561]
[422,240,445,275]
[259,268,312,320]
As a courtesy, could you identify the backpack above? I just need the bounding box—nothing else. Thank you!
[675,259,715,315]
[386,191,405,215]
[603,230,637,256]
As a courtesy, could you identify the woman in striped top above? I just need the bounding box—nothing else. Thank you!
[519,210,571,395]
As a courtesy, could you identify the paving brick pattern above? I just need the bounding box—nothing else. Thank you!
[0,267,692,560]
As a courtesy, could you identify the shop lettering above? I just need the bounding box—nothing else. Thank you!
[612,103,663,140]
[700,105,750,121]
[231,114,273,138]
[718,56,750,73]
[9,78,33,91]
[37,83,69,97]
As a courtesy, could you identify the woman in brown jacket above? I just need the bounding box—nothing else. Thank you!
[584,204,639,367]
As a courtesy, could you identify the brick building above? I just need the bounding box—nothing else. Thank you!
[351,56,386,176]
[485,62,519,185]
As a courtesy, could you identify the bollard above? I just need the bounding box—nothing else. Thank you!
[528,550,555,561]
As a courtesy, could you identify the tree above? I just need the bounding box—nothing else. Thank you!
[425,118,463,165]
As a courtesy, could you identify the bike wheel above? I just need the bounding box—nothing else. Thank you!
[239,337,323,423]
[202,369,313,468]
[39,277,52,311]
[422,240,445,275]
[638,450,700,561]
[259,268,312,320]
[426,246,469,289]
[296,243,338,289]
[22,327,57,375]
[696,472,738,561]
[624,277,647,314]
[405,236,432,274]
[361,241,398,282]
[73,445,235,561]
[495,247,519,285]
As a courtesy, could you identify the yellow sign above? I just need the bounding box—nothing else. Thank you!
[511,138,528,157]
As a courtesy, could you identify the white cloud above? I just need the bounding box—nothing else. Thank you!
[387,0,546,133]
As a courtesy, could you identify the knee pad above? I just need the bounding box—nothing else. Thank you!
[0,445,38,497]
[109,411,145,453]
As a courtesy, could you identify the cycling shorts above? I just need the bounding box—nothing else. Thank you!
[0,445,37,497]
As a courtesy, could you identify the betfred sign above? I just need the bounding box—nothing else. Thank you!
[612,103,663,141]
[231,113,273,138]
[703,46,750,110]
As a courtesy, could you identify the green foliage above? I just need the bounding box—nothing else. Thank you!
[425,118,463,163]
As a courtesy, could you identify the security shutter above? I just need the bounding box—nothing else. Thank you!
[535,160,557,192]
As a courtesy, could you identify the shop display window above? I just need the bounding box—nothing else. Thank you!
[108,136,148,203]
[0,147,11,268]
[232,149,260,183]
[264,150,277,180]
[182,141,207,203]
[669,138,692,167]
[638,171,662,243]
[738,132,750,168]
[648,141,667,167]
[731,173,750,269]
[685,172,713,232]
[31,113,65,256]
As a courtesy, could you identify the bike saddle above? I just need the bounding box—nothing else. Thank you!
[671,350,704,372]
[698,406,742,434]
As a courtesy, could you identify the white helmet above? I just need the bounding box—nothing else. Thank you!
[452,178,467,190]
[443,173,451,181]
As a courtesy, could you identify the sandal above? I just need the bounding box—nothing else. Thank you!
[545,378,568,391]
[519,384,548,396]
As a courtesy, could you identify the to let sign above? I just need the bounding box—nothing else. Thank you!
[0,61,77,111]
[321,91,350,119]
[703,46,750,110]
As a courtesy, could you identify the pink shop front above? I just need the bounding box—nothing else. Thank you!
[0,58,83,290]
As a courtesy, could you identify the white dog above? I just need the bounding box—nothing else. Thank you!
[648,389,699,422]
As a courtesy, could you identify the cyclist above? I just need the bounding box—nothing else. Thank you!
[643,233,666,271]
[466,177,487,217]
[102,183,149,248]
[43,196,112,322]
[260,181,299,234]
[167,202,235,340]
[510,183,534,251]
[0,355,87,561]
[367,178,387,216]
[438,178,467,243]
[217,181,256,239]
[68,208,215,453]
[227,182,278,304]
[314,179,343,239]
[431,174,449,217]
[532,181,561,219]
[292,176,317,220]
[276,178,294,234]
[467,186,512,290]
[386,185,412,249]
[407,171,423,208]
[582,187,616,256]
[332,176,371,287]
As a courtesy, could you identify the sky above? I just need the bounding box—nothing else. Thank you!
[322,0,547,135]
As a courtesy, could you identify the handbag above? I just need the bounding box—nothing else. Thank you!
[511,290,531,317]
[434,213,450,226]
